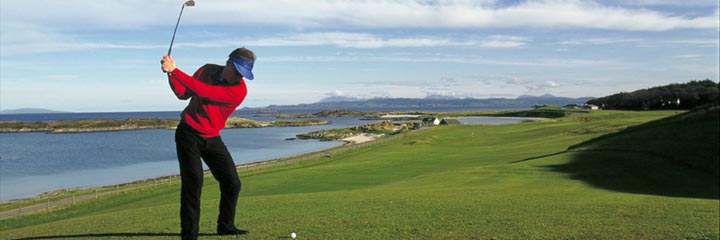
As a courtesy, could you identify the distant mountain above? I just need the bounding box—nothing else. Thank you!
[517,94,595,102]
[318,96,363,103]
[244,95,594,112]
[424,94,460,100]
[0,108,69,114]
[517,93,556,99]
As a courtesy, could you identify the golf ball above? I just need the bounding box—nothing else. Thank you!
[291,232,297,238]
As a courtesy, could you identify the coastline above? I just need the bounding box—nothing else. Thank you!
[0,114,544,216]
[0,129,423,218]
[0,127,414,204]
[0,118,330,133]
[0,116,541,203]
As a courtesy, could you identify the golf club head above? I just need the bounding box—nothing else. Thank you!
[184,0,195,7]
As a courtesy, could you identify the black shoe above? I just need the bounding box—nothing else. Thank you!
[217,227,249,236]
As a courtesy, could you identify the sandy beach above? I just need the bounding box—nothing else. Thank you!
[342,133,383,144]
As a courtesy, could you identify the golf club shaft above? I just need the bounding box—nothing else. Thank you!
[163,4,186,73]
[168,4,186,56]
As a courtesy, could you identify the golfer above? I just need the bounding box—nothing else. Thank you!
[161,47,255,240]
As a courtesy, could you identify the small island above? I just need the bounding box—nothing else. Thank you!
[296,120,416,143]
[0,117,330,133]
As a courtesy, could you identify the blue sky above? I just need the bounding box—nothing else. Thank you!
[1,0,718,112]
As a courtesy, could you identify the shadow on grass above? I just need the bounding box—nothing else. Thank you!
[511,150,568,163]
[546,149,719,200]
[12,232,217,239]
[537,108,719,200]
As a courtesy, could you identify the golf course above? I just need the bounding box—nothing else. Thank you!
[1,107,718,239]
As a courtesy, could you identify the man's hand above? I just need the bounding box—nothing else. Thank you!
[161,55,177,73]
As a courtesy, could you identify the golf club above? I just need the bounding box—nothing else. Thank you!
[163,0,195,73]
[168,0,195,56]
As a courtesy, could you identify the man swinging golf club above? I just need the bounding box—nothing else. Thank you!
[161,47,255,240]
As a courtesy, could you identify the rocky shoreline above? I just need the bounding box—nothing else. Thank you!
[0,117,330,133]
[296,120,416,142]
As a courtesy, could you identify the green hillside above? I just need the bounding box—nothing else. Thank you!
[561,105,719,199]
[586,79,719,110]
[1,109,718,239]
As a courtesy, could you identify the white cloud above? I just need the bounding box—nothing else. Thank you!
[245,32,464,48]
[0,27,527,55]
[262,54,630,69]
[315,90,393,102]
[182,32,528,49]
[1,0,716,31]
[519,80,562,93]
[368,91,393,98]
[546,81,561,88]
[0,76,181,112]
[0,23,163,56]
[673,54,704,60]
[2,0,716,111]
[505,77,531,85]
[478,35,529,48]
[557,36,719,47]
[618,0,718,6]
[353,80,432,87]
[665,38,720,47]
[0,1,169,30]
[326,90,345,97]
[424,90,461,98]
[558,37,644,45]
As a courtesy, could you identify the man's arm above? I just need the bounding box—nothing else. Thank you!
[162,55,246,104]
[163,55,192,100]
[169,68,247,104]
[168,74,193,100]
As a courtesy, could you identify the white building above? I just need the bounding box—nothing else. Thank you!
[584,104,599,110]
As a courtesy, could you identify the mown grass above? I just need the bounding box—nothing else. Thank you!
[1,109,718,239]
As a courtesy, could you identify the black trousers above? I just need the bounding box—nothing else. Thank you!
[175,122,241,240]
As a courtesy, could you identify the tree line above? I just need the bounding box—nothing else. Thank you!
[586,79,719,110]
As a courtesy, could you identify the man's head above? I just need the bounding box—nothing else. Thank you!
[223,47,255,83]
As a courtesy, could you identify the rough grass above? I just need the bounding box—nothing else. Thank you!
[1,109,718,240]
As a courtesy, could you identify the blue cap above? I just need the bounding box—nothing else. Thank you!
[231,57,254,80]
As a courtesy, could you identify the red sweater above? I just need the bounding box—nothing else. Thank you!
[168,64,247,138]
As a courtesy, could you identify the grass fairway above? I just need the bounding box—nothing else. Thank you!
[1,109,718,239]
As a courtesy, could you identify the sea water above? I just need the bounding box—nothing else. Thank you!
[0,112,366,201]
[0,112,525,201]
